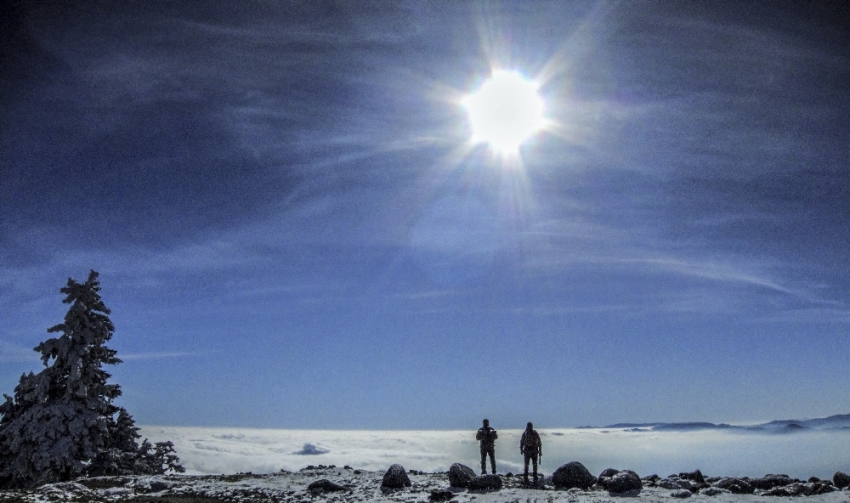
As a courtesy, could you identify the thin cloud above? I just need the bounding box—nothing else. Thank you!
[120,351,197,361]
[632,257,793,295]
[397,290,462,301]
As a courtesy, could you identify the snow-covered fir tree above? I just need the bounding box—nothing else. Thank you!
[0,271,183,489]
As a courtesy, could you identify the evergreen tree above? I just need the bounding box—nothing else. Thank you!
[0,271,183,489]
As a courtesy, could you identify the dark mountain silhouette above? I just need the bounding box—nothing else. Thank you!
[600,414,850,433]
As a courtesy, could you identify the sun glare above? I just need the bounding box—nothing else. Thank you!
[463,70,546,155]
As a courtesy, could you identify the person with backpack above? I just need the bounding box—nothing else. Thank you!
[476,418,498,474]
[520,422,542,484]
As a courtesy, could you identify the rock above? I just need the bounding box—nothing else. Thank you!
[834,471,850,489]
[714,477,754,494]
[598,469,642,494]
[552,461,597,490]
[702,487,729,496]
[679,470,705,484]
[599,468,620,480]
[524,477,546,489]
[39,482,92,496]
[102,487,133,498]
[660,478,696,491]
[467,474,502,492]
[307,479,348,495]
[763,486,793,497]
[671,489,692,498]
[751,474,794,490]
[381,464,412,490]
[448,463,477,488]
[764,483,817,497]
[133,478,171,493]
[807,482,836,495]
[429,489,455,501]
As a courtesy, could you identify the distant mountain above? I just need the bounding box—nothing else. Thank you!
[600,414,850,433]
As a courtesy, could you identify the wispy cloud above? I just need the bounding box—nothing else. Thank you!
[627,257,793,295]
[120,351,197,361]
[396,290,463,301]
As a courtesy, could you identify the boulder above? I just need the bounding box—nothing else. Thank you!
[764,483,813,497]
[598,468,620,480]
[598,469,642,494]
[834,471,850,489]
[613,470,642,494]
[701,487,729,496]
[429,489,455,501]
[679,470,705,484]
[660,478,697,491]
[763,486,793,497]
[448,463,477,488]
[807,482,836,496]
[307,479,348,495]
[381,464,412,490]
[643,474,660,484]
[751,474,794,490]
[467,474,502,492]
[671,489,692,498]
[714,477,754,494]
[553,461,597,490]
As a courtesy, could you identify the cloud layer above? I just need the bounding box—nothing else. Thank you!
[141,426,850,480]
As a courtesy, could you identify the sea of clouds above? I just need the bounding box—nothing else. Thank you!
[140,427,850,480]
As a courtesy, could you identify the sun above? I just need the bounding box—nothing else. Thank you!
[463,70,546,155]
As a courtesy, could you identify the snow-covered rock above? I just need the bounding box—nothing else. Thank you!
[448,462,477,487]
[752,474,796,490]
[834,471,850,489]
[552,461,596,489]
[380,463,411,490]
[307,478,349,495]
[467,474,502,492]
[714,477,754,494]
[701,487,729,496]
[599,469,642,495]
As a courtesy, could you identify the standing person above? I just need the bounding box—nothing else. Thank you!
[520,422,542,485]
[476,419,498,474]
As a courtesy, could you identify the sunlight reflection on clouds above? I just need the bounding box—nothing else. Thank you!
[141,427,850,479]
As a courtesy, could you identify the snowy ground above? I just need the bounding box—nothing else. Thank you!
[1,466,850,503]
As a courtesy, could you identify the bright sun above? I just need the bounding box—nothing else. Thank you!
[463,70,546,155]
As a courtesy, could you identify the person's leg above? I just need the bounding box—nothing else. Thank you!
[480,447,487,474]
[488,447,496,474]
[531,455,538,483]
[523,454,530,483]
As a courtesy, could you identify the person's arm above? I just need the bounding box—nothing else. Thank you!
[476,429,483,441]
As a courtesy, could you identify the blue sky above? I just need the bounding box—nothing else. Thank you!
[1,1,848,430]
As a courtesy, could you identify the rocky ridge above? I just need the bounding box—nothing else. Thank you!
[0,464,848,503]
